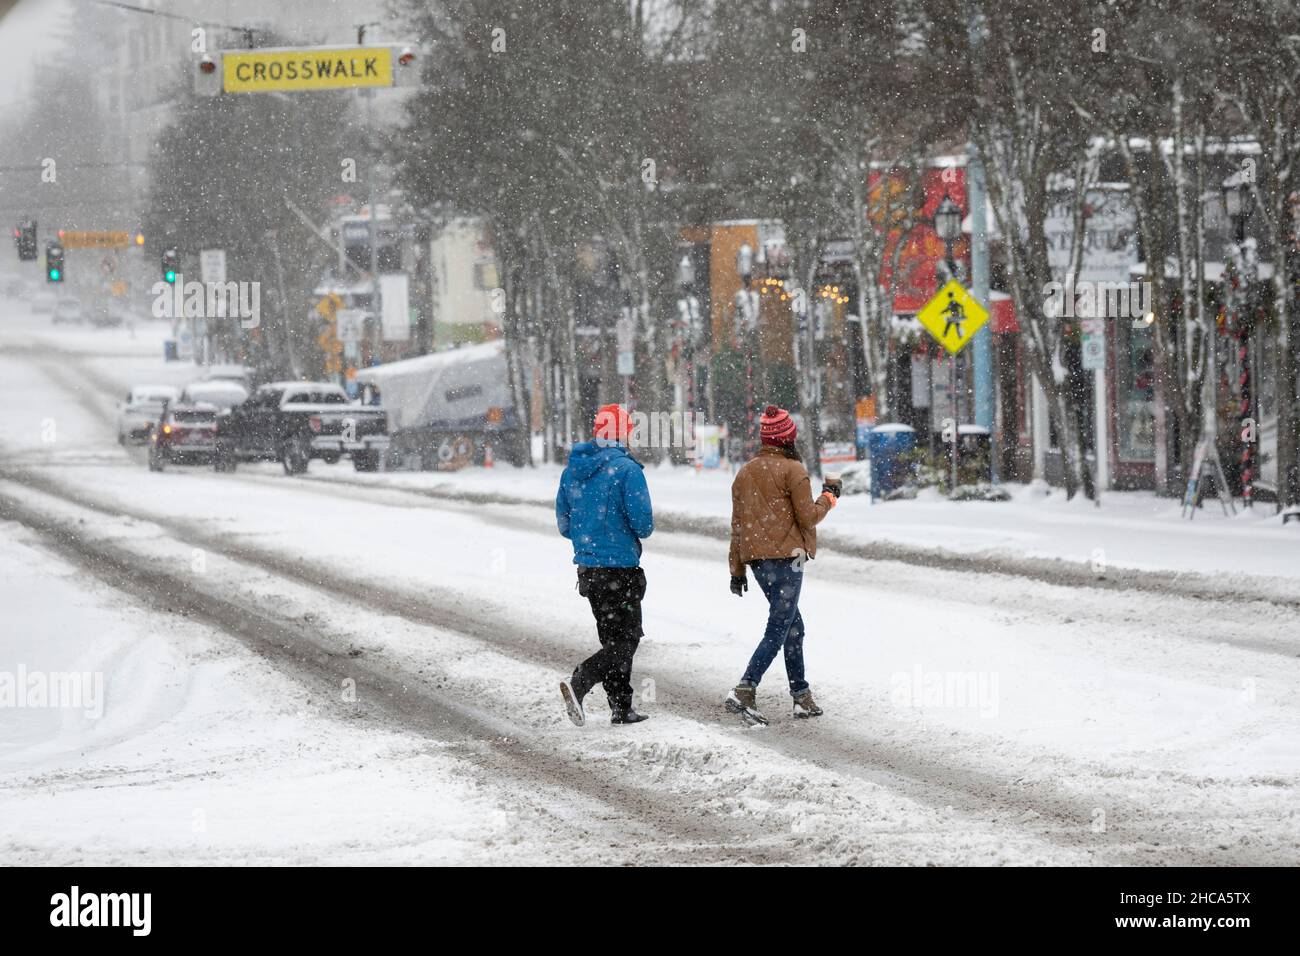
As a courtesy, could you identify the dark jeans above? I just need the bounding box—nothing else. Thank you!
[573,566,646,715]
[741,557,808,695]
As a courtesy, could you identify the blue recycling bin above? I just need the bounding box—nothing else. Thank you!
[867,424,917,500]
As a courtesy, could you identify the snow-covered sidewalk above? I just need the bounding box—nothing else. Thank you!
[320,461,1300,587]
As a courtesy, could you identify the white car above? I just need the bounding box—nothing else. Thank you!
[117,385,180,445]
[180,380,249,412]
[31,291,57,314]
[52,298,84,324]
[204,363,252,384]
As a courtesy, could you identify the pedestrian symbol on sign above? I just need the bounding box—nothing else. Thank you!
[941,291,965,340]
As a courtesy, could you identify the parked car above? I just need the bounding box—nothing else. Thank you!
[117,385,181,445]
[180,380,249,412]
[52,298,84,324]
[147,403,219,471]
[213,381,389,474]
[30,291,56,314]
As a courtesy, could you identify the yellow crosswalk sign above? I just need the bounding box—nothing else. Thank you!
[917,279,989,354]
[315,293,343,319]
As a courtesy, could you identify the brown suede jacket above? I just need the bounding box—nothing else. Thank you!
[728,445,834,577]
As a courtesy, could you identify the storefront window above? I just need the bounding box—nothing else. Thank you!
[1119,320,1156,461]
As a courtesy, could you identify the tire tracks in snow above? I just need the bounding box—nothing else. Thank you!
[0,481,805,865]
[1,463,1282,865]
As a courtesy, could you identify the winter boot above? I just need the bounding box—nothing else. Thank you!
[560,673,586,727]
[792,689,823,718]
[611,708,649,725]
[725,683,768,726]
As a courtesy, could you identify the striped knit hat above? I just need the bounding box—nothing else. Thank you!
[759,405,797,446]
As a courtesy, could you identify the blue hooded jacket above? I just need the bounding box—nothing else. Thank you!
[556,442,654,567]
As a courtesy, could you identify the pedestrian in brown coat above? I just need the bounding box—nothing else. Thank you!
[725,405,840,725]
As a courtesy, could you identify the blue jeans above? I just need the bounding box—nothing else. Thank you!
[741,557,808,695]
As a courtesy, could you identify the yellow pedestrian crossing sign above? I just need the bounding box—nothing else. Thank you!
[315,293,343,319]
[917,279,989,354]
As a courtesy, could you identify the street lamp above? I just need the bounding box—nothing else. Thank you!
[734,243,759,460]
[1222,172,1254,243]
[735,243,754,286]
[934,196,962,280]
[677,251,699,425]
[678,252,695,290]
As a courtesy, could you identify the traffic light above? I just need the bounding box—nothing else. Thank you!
[13,220,37,261]
[45,242,64,282]
[162,248,179,284]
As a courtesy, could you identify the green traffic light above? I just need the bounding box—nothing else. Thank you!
[165,270,176,283]
[48,268,60,281]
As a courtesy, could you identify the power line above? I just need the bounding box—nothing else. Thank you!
[0,162,149,172]
[79,0,257,36]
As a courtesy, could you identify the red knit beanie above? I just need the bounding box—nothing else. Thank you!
[593,403,631,444]
[760,405,797,446]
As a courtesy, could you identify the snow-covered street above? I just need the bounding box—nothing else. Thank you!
[3,309,1297,866]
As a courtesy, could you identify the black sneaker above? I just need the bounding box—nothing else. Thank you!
[610,709,649,724]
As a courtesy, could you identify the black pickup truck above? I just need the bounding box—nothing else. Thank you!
[213,381,389,474]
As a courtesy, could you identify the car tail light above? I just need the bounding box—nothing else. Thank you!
[309,416,322,433]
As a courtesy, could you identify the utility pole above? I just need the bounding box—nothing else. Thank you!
[267,230,300,379]
[366,86,383,366]
[968,150,995,478]
[359,22,383,368]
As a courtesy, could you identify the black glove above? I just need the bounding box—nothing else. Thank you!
[730,574,748,597]
[821,479,842,498]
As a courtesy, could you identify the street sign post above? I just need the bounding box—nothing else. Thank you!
[315,293,343,320]
[1081,317,1105,371]
[336,308,364,346]
[199,249,227,285]
[917,280,990,493]
[379,274,410,342]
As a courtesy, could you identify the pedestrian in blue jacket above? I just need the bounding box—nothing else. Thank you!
[557,404,654,726]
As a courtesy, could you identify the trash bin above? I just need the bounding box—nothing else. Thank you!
[866,424,917,500]
[956,424,993,482]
